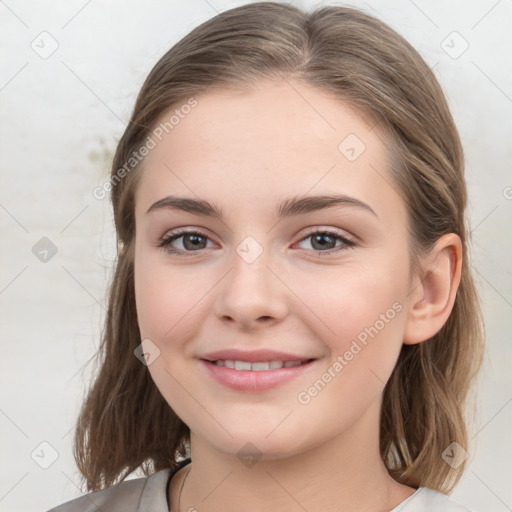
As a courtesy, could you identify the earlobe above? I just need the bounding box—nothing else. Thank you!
[403,233,463,345]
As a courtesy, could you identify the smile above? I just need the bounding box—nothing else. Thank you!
[201,358,318,391]
[212,359,311,370]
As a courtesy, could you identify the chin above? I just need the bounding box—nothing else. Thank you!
[199,425,312,463]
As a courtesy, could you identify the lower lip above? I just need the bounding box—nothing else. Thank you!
[200,359,317,391]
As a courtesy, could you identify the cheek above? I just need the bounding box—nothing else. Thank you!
[134,250,209,350]
[134,258,215,437]
[300,259,406,346]
[298,260,408,411]
[134,255,171,340]
[287,264,407,434]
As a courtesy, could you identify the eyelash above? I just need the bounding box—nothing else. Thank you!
[156,227,356,257]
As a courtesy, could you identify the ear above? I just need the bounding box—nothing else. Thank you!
[403,233,463,345]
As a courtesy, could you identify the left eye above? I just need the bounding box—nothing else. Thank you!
[157,229,356,256]
[295,230,355,254]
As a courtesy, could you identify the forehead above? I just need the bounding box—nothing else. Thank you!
[134,78,405,224]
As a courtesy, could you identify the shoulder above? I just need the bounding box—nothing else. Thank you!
[392,487,474,512]
[46,468,172,512]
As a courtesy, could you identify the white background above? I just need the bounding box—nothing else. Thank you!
[1,1,511,511]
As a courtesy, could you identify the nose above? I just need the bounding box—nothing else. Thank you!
[213,243,288,331]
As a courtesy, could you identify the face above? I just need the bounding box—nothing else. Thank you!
[133,78,414,460]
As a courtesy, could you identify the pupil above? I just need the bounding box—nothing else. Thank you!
[184,234,205,250]
[313,234,334,250]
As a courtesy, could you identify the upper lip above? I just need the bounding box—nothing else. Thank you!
[200,349,316,363]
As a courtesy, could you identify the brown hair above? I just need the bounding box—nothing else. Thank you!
[74,1,485,494]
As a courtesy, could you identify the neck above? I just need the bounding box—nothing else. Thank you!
[170,395,415,512]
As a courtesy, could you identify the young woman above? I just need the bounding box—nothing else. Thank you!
[48,2,484,511]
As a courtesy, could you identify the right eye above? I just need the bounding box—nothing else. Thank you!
[157,229,214,256]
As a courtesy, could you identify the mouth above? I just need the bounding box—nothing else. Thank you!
[203,358,315,371]
[200,357,318,391]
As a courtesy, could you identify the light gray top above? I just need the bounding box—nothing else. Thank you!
[47,466,473,512]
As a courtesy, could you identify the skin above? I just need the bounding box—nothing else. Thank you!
[133,77,462,512]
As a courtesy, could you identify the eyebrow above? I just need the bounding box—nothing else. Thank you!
[145,193,378,219]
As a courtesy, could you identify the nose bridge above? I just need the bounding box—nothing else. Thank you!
[215,233,288,325]
[231,233,275,299]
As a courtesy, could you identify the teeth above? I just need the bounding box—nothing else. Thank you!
[234,361,252,371]
[252,362,271,371]
[213,359,308,371]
